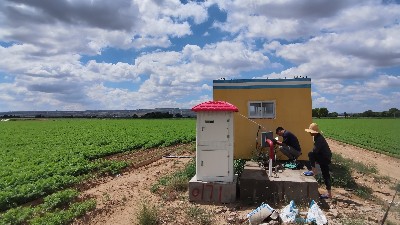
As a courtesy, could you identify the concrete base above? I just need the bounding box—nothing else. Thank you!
[240,161,319,205]
[189,175,237,203]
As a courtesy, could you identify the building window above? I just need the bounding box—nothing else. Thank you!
[248,101,275,119]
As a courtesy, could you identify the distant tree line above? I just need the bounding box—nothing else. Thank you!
[313,107,399,118]
[1,114,21,118]
[1,112,189,119]
[138,112,175,119]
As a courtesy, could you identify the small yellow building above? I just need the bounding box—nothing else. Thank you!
[213,78,313,160]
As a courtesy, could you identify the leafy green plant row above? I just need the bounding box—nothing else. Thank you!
[0,189,96,225]
[0,119,196,211]
[314,118,400,158]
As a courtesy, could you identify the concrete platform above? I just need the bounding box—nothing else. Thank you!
[189,175,237,203]
[240,161,319,205]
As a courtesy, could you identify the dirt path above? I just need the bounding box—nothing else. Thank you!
[72,144,194,225]
[72,141,400,225]
[327,139,400,182]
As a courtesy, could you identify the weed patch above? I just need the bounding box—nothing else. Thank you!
[234,159,247,177]
[151,159,195,194]
[186,205,212,225]
[323,154,377,199]
[136,203,159,225]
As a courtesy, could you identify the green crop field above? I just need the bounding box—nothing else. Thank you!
[313,118,400,158]
[0,119,196,212]
[1,117,399,223]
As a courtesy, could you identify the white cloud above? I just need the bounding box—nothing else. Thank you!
[213,0,362,40]
[364,75,400,90]
[263,41,281,53]
[274,26,400,79]
[314,97,334,105]
[0,44,82,75]
[311,91,320,98]
[0,0,208,56]
[84,82,210,110]
[96,41,270,108]
[319,2,400,32]
[0,38,270,110]
[134,0,208,39]
[312,80,345,95]
[0,0,399,112]
[201,84,212,91]
[2,0,140,31]
[158,0,208,24]
[327,26,400,67]
[86,83,139,109]
[135,41,269,86]
[310,75,400,112]
[85,61,140,82]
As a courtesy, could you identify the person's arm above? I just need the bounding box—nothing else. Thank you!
[277,132,288,146]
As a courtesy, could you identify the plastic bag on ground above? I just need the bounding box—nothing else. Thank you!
[247,203,276,225]
[279,200,298,223]
[306,200,328,225]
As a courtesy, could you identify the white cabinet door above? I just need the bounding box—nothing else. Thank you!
[197,112,232,148]
[197,149,230,182]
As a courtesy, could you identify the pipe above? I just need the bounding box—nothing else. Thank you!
[266,139,274,177]
[163,155,194,158]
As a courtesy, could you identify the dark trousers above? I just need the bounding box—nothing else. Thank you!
[279,145,301,160]
[307,152,331,191]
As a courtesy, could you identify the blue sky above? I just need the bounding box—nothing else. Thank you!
[0,0,399,113]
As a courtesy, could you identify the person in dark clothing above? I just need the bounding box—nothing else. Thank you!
[304,123,332,199]
[275,127,302,160]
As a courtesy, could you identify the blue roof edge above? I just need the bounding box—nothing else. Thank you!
[213,78,311,83]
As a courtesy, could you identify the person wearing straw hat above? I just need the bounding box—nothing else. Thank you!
[303,123,332,199]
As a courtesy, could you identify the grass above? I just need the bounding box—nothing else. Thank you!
[323,153,377,199]
[339,218,365,225]
[382,183,400,225]
[394,183,400,192]
[151,157,247,198]
[233,159,247,177]
[136,203,159,225]
[151,159,195,194]
[149,157,246,223]
[148,156,213,224]
[372,174,391,184]
[186,205,212,225]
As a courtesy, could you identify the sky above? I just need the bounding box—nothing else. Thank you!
[0,0,399,113]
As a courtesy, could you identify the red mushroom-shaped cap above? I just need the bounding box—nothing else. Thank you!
[191,101,239,112]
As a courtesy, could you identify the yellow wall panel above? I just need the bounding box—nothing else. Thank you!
[213,79,313,160]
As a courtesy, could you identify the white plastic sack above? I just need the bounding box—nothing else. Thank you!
[247,203,275,225]
[279,200,298,223]
[306,200,327,225]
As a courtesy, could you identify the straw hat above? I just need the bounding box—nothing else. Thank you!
[305,123,322,134]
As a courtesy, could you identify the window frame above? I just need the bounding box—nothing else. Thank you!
[248,100,276,119]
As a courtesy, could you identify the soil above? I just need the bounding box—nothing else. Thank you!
[72,139,400,225]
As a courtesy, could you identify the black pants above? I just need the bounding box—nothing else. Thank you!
[307,152,331,191]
